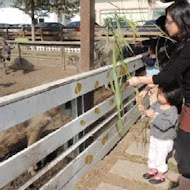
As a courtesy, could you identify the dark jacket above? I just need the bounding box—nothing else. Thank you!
[153,41,190,103]
[142,37,176,64]
[142,55,156,67]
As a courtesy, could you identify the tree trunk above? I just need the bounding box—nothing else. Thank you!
[31,0,35,41]
[31,17,36,41]
[57,9,60,22]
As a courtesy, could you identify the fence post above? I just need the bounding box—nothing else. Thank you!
[22,27,25,37]
[60,27,63,41]
[66,96,85,159]
[75,96,85,154]
[133,31,136,43]
[40,27,44,41]
[17,43,22,65]
[6,28,8,40]
[81,0,95,117]
[61,46,66,70]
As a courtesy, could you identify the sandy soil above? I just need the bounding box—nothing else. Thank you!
[0,65,78,97]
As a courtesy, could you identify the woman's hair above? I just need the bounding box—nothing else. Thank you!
[166,0,190,52]
[159,81,183,106]
[156,15,166,32]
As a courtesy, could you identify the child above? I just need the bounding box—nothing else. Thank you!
[137,45,160,105]
[142,44,160,77]
[138,81,183,184]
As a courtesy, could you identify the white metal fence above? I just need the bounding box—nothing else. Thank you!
[33,46,81,53]
[0,56,149,190]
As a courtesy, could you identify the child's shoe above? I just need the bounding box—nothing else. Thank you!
[149,173,165,184]
[143,169,158,179]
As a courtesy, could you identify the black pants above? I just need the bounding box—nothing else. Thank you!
[175,128,190,179]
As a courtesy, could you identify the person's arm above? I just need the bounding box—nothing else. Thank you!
[136,84,157,103]
[153,43,190,85]
[142,55,156,66]
[128,43,190,86]
[147,84,157,89]
[128,76,154,86]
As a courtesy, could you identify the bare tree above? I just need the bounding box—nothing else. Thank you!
[13,0,80,41]
[47,0,80,21]
[13,0,49,41]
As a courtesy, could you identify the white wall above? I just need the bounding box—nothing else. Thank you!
[71,14,80,22]
[95,0,173,25]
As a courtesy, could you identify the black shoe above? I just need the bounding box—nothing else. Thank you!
[143,172,158,179]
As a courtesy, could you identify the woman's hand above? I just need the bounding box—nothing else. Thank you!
[128,77,141,86]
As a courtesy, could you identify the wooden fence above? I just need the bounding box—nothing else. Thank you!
[9,41,81,69]
[0,56,149,190]
[0,26,162,42]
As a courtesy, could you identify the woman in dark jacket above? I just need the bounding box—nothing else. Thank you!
[128,1,190,189]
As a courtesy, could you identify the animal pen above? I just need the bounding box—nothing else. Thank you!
[9,41,81,70]
[0,56,149,190]
[0,0,151,189]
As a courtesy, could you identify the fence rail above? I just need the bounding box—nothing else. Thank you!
[9,41,81,69]
[0,56,149,190]
[0,26,162,42]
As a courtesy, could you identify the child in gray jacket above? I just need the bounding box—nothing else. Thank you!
[138,81,183,184]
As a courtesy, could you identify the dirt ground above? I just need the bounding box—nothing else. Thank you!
[0,65,78,97]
